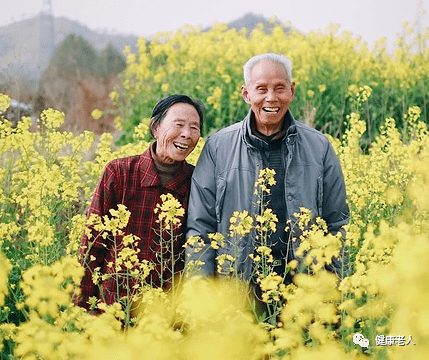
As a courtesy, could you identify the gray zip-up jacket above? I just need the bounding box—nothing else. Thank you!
[185,110,349,280]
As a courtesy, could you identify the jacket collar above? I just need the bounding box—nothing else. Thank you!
[242,109,297,150]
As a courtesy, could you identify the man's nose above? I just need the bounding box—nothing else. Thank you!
[265,89,277,101]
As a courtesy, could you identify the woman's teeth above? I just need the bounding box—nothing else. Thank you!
[174,142,189,150]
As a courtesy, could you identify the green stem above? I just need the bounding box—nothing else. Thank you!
[169,224,175,303]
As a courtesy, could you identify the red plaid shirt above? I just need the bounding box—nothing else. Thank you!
[76,143,194,310]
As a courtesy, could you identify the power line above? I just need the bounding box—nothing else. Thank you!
[39,0,55,71]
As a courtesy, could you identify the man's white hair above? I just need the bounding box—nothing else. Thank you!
[243,53,292,85]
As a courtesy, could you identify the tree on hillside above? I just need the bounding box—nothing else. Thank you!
[98,44,126,77]
[40,35,123,134]
[47,34,98,78]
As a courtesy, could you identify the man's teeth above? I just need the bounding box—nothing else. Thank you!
[174,143,189,150]
[263,107,279,113]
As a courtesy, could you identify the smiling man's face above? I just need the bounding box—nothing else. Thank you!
[242,60,295,136]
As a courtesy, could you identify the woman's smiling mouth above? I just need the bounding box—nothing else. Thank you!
[173,142,190,150]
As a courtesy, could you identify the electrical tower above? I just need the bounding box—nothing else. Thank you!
[39,0,55,73]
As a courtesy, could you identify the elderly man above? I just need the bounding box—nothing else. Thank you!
[185,53,349,282]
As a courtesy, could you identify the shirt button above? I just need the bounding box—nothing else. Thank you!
[287,195,292,201]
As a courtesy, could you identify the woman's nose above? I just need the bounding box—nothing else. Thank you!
[181,125,191,138]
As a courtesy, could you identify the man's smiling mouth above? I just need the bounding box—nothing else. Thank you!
[263,107,280,113]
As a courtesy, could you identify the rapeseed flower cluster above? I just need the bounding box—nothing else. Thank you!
[154,193,185,229]
[229,210,253,237]
[39,109,65,129]
[0,94,11,113]
[0,252,11,306]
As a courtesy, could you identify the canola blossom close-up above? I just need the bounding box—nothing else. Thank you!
[1,19,429,360]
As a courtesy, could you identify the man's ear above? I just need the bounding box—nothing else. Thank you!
[241,85,251,104]
[290,81,296,99]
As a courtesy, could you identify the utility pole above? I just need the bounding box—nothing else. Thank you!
[39,0,55,74]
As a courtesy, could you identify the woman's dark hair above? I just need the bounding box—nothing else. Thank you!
[149,94,204,137]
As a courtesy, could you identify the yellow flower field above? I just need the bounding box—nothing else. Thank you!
[114,16,429,147]
[1,18,429,359]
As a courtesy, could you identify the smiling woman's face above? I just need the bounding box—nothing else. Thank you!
[242,60,295,136]
[152,102,201,164]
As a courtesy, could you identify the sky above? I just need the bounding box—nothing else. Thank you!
[2,0,428,49]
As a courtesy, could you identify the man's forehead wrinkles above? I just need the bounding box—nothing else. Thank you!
[252,79,287,86]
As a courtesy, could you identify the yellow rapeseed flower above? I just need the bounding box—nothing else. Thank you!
[154,193,185,228]
[208,232,225,249]
[91,109,104,120]
[161,83,170,93]
[229,210,253,237]
[0,93,11,113]
[254,168,276,195]
[0,252,11,305]
[39,108,65,128]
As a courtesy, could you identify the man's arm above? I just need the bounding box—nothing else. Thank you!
[322,141,349,233]
[322,141,351,278]
[185,140,218,276]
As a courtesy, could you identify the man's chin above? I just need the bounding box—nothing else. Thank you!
[257,115,284,126]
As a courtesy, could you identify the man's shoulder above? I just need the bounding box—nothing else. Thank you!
[295,121,327,139]
[294,121,331,147]
[207,121,242,143]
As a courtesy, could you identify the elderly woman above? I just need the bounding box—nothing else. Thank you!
[76,94,203,311]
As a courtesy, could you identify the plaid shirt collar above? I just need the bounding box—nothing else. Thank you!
[139,142,194,194]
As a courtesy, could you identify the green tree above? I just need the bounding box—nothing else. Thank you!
[98,44,126,77]
[48,34,98,77]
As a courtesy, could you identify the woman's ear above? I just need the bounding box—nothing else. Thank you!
[152,123,159,139]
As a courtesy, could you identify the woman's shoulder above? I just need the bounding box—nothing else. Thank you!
[182,161,195,177]
[103,152,149,177]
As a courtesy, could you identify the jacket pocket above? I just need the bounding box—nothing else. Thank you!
[215,176,226,223]
[317,174,323,216]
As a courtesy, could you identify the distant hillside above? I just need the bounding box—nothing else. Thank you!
[0,12,288,82]
[0,12,290,134]
[226,12,285,33]
[0,14,139,81]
